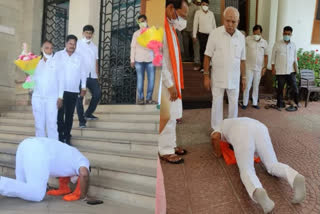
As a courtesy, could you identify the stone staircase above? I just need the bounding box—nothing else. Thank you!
[0,104,159,214]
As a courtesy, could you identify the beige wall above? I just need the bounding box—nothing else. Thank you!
[145,0,165,102]
[0,0,43,111]
[258,0,320,52]
[68,0,100,44]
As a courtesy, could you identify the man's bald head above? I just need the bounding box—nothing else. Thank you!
[223,6,240,35]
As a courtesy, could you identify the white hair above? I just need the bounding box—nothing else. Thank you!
[223,6,240,20]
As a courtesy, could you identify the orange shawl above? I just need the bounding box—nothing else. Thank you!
[164,18,184,99]
[220,141,261,165]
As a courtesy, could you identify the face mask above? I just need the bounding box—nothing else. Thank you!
[83,37,91,43]
[254,35,261,41]
[187,0,192,3]
[283,35,291,42]
[139,22,147,29]
[43,52,53,59]
[174,16,187,31]
[202,5,209,11]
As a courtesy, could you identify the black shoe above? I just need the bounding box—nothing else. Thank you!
[79,123,87,128]
[252,105,260,109]
[85,115,98,121]
[241,105,247,110]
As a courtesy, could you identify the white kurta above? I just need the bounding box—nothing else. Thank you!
[216,117,299,201]
[76,39,99,79]
[271,40,297,75]
[158,20,183,155]
[243,36,268,106]
[54,49,87,92]
[205,26,245,129]
[32,57,64,140]
[0,137,90,202]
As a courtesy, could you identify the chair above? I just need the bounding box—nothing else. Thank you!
[299,69,320,107]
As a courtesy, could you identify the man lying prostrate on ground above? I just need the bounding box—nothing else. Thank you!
[0,137,94,202]
[211,117,306,213]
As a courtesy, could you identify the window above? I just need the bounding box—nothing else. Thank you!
[312,0,320,44]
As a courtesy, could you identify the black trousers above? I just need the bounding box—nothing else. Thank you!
[76,77,101,125]
[276,72,299,107]
[197,32,209,69]
[57,91,78,143]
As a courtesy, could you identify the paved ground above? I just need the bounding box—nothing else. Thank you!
[161,99,320,214]
[0,196,151,214]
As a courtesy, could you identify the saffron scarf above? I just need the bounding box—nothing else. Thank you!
[164,18,184,99]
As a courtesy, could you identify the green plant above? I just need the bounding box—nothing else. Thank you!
[297,48,320,86]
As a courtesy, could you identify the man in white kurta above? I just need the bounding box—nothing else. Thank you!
[211,117,306,213]
[0,137,90,202]
[32,41,64,140]
[242,25,268,109]
[203,7,246,131]
[56,35,87,144]
[158,0,188,163]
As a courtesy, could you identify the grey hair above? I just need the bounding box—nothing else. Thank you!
[223,6,240,20]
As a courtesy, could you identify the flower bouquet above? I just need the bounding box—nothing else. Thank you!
[137,26,164,66]
[14,43,40,89]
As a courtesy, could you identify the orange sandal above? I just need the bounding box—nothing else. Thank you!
[63,178,81,201]
[47,177,71,196]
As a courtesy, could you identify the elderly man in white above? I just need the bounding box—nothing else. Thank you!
[32,40,64,140]
[242,24,268,110]
[203,7,246,131]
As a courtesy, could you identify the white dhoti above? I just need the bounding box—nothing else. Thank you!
[0,140,49,202]
[158,85,182,155]
[229,120,298,200]
[243,69,261,106]
[211,87,239,130]
[32,96,58,140]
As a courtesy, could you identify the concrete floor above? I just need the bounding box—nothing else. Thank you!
[162,100,320,214]
[0,195,151,214]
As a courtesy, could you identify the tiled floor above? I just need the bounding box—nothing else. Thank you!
[161,100,320,214]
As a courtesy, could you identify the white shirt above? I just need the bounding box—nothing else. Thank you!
[32,57,64,99]
[161,20,183,119]
[205,26,246,89]
[246,35,268,71]
[54,49,87,93]
[20,137,90,177]
[215,117,263,146]
[76,39,99,79]
[193,9,216,38]
[271,40,298,75]
[130,29,154,63]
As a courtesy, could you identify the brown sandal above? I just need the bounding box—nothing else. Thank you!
[159,154,184,164]
[175,147,187,155]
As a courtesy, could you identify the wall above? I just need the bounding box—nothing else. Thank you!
[278,0,320,51]
[145,0,165,102]
[0,0,43,111]
[258,0,320,52]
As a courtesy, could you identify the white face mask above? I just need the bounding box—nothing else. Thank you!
[254,35,261,41]
[83,37,91,43]
[139,22,148,29]
[174,16,187,31]
[43,52,53,59]
[202,5,209,11]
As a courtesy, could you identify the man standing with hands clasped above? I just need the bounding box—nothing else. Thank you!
[203,6,246,132]
[242,25,268,110]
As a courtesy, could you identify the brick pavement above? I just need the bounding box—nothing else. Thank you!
[161,100,320,214]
